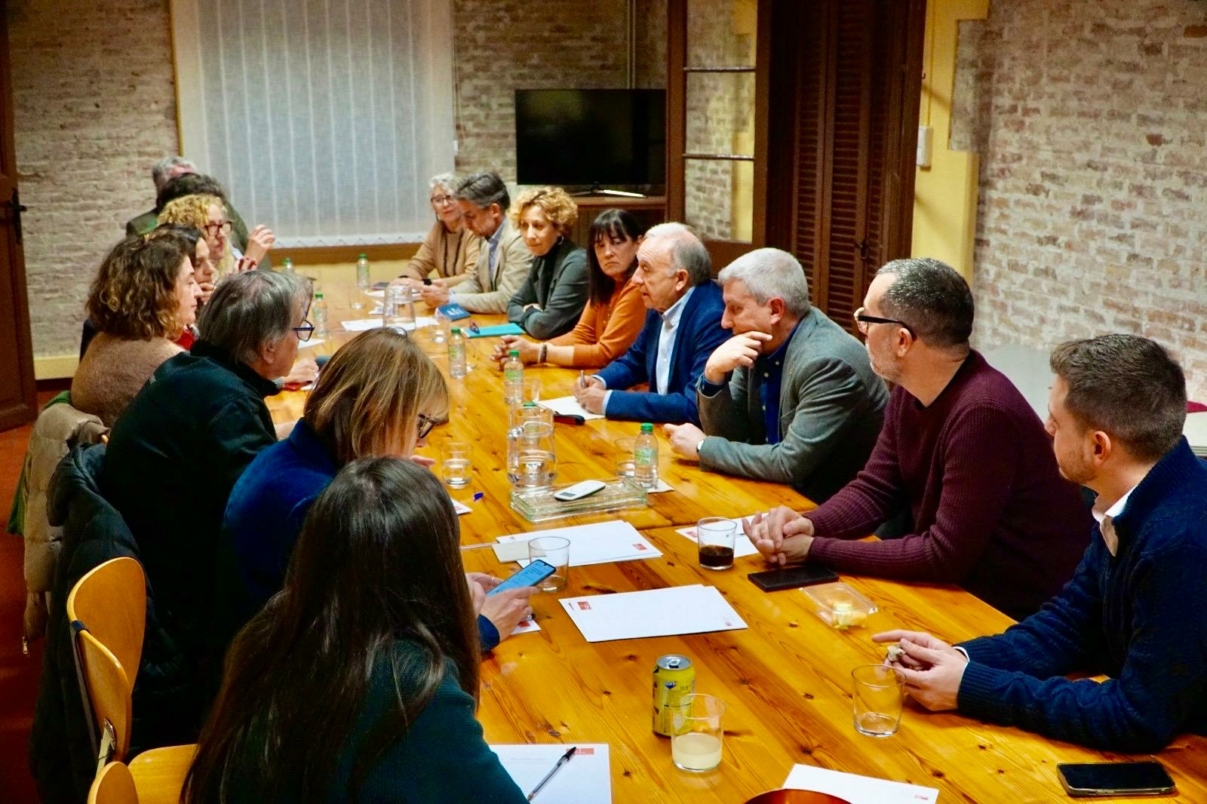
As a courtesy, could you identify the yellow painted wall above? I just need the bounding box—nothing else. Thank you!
[910,0,988,280]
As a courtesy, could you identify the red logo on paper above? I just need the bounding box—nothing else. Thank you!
[578,747,596,755]
[634,543,647,551]
[577,601,591,610]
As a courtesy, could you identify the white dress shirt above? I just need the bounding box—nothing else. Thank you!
[597,287,694,415]
[1092,485,1137,557]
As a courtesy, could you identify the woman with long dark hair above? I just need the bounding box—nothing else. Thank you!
[187,459,526,802]
[494,208,646,368]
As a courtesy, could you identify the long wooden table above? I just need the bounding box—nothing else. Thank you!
[268,288,1207,802]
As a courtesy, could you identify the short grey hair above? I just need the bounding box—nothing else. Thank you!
[1050,334,1186,462]
[151,156,195,192]
[429,173,458,196]
[718,248,811,318]
[455,171,510,211]
[876,258,973,348]
[645,222,712,286]
[197,271,312,365]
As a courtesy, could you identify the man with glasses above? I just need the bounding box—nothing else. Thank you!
[102,270,312,746]
[747,258,1091,620]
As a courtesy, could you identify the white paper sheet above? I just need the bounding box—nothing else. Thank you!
[782,765,939,804]
[675,518,760,558]
[646,478,674,494]
[560,585,747,642]
[493,744,611,803]
[453,500,472,516]
[365,289,385,298]
[538,396,605,421]
[494,521,661,567]
[341,316,437,333]
[511,616,541,636]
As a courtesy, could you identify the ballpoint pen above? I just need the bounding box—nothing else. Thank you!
[579,370,586,389]
[468,320,481,335]
[527,746,577,801]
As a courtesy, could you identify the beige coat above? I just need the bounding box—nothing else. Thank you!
[452,218,534,314]
[71,333,183,427]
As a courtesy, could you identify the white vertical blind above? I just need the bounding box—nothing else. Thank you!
[172,0,455,247]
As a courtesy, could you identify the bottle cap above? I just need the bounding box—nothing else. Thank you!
[358,253,367,260]
[640,422,653,433]
[315,292,324,299]
[451,327,461,334]
[509,350,519,357]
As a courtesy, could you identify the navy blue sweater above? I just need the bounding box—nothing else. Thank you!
[956,438,1207,751]
[211,422,500,661]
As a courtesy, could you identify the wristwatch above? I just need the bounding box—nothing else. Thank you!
[695,437,706,457]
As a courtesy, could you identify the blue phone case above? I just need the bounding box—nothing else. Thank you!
[437,302,472,320]
[488,559,556,595]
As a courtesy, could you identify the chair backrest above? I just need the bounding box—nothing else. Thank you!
[88,761,138,804]
[67,557,147,766]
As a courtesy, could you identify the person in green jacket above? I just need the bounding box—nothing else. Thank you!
[185,458,526,803]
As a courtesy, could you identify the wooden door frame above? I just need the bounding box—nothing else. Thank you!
[0,0,37,430]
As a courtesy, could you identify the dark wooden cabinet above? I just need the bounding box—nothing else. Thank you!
[569,196,668,250]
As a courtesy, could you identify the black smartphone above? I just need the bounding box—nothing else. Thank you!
[748,564,838,592]
[1057,762,1176,797]
[487,559,556,596]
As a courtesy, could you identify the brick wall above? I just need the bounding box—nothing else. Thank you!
[963,0,1207,400]
[452,0,631,180]
[9,0,179,360]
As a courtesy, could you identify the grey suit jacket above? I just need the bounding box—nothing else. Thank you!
[696,307,888,503]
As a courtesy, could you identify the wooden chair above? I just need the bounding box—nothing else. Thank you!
[88,745,198,804]
[67,556,147,770]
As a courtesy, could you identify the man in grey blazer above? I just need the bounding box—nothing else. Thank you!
[665,248,888,503]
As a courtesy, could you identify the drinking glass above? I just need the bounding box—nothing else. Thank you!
[441,441,472,488]
[696,517,737,571]
[671,694,726,772]
[527,536,570,591]
[431,306,451,344]
[851,665,905,737]
[522,377,542,405]
[384,285,417,330]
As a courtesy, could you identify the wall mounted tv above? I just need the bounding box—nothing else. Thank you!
[515,89,666,190]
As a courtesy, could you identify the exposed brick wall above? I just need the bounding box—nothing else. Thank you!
[452,0,631,180]
[9,0,178,359]
[635,0,668,89]
[964,0,1207,400]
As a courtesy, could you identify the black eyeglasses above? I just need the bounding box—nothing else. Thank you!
[416,413,440,439]
[293,320,315,342]
[203,220,233,237]
[853,307,913,337]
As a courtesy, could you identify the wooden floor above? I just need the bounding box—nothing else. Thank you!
[1,388,63,803]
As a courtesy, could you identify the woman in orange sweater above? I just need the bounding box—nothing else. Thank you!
[493,209,646,369]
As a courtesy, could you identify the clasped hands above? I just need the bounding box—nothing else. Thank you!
[491,335,539,365]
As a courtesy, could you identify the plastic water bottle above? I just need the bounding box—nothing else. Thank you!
[281,257,294,274]
[503,349,524,406]
[634,422,658,489]
[356,253,370,291]
[312,292,329,339]
[448,327,467,378]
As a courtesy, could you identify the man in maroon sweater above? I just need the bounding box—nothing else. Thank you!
[747,258,1091,619]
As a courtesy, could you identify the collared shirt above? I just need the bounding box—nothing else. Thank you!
[486,222,506,288]
[752,321,801,444]
[1092,485,1138,556]
[655,287,694,394]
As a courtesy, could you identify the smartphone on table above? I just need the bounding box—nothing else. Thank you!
[1056,762,1176,797]
[748,564,838,592]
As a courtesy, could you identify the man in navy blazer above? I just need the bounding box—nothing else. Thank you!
[573,223,727,424]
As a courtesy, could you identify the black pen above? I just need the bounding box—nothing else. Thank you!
[527,746,577,801]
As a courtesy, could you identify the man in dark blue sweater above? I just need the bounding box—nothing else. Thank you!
[874,334,1207,752]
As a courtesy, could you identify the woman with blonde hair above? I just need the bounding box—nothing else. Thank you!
[394,173,481,289]
[211,328,533,667]
[502,186,588,340]
[71,230,202,426]
[159,193,275,281]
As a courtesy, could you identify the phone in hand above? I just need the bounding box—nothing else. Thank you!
[487,559,556,596]
[1057,762,1176,797]
[748,564,838,592]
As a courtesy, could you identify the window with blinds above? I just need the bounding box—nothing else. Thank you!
[171,0,455,247]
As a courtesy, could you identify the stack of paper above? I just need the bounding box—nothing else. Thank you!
[538,396,605,421]
[675,517,760,557]
[340,316,436,332]
[782,765,939,803]
[493,521,662,567]
[560,585,747,642]
[493,744,611,803]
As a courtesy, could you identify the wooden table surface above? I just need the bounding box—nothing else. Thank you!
[267,287,1207,803]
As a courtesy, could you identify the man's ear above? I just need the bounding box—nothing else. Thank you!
[767,297,787,324]
[1090,429,1113,465]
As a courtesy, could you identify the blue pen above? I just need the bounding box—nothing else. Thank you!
[468,320,481,335]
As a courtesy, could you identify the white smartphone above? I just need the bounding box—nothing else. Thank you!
[553,480,607,502]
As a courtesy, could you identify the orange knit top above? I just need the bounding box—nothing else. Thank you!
[549,277,647,368]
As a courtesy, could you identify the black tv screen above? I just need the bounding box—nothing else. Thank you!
[515,89,666,188]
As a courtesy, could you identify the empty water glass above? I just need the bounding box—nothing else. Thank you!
[384,285,417,330]
[441,441,472,488]
[851,665,905,737]
[527,536,570,591]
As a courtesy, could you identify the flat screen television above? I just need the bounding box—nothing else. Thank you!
[515,89,666,189]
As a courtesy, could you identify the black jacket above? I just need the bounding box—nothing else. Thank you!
[29,445,186,803]
[100,340,279,742]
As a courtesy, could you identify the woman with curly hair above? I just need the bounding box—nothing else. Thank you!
[159,193,275,281]
[71,230,202,426]
[501,186,588,340]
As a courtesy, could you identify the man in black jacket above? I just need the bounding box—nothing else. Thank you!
[101,269,311,744]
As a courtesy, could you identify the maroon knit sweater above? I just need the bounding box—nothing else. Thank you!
[806,351,1092,619]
